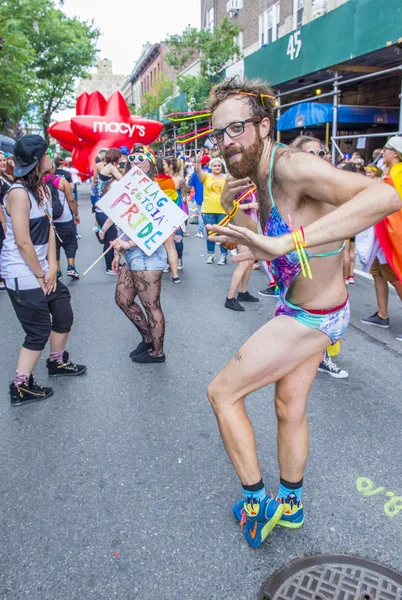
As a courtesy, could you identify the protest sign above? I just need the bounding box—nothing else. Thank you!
[96,167,187,256]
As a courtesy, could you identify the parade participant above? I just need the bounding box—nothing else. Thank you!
[360,136,402,341]
[155,159,180,283]
[110,144,167,364]
[0,151,12,291]
[94,148,122,274]
[190,155,210,238]
[164,156,186,268]
[118,145,130,174]
[44,166,80,280]
[195,154,228,265]
[205,78,400,548]
[0,135,86,406]
[289,134,348,379]
[225,183,260,311]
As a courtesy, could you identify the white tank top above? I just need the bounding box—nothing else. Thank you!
[0,183,51,290]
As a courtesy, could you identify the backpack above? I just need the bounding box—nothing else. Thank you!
[46,175,64,219]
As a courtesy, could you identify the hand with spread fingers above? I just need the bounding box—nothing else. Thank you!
[220,175,254,214]
[207,223,290,263]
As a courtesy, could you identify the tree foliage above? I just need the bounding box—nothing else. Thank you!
[138,75,175,119]
[0,0,99,137]
[165,18,240,79]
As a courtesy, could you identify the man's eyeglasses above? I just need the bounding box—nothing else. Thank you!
[209,117,262,145]
[128,153,147,164]
[308,149,326,159]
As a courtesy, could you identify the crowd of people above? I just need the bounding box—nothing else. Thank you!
[0,76,401,551]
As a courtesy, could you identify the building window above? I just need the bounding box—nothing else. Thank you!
[150,71,153,87]
[259,3,280,48]
[154,67,157,82]
[294,0,303,29]
[206,6,214,32]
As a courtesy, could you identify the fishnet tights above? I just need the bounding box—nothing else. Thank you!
[115,265,165,355]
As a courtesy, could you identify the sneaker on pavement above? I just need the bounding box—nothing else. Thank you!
[132,352,166,364]
[360,312,390,328]
[182,231,191,237]
[396,333,402,342]
[206,254,215,264]
[225,297,245,312]
[163,264,171,273]
[177,258,183,270]
[217,256,227,266]
[105,269,117,275]
[56,270,62,280]
[318,356,348,378]
[76,233,82,239]
[195,232,204,238]
[171,276,180,284]
[66,265,80,280]
[129,340,153,359]
[46,351,87,377]
[347,275,355,284]
[233,495,285,548]
[259,287,279,298]
[237,291,259,303]
[10,375,53,407]
[0,281,6,292]
[232,496,304,530]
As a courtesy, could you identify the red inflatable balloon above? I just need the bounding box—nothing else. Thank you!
[48,91,163,181]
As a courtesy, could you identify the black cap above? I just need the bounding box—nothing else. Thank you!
[13,135,48,177]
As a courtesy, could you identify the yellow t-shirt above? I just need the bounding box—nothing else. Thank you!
[202,174,226,214]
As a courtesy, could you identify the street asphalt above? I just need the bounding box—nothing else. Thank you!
[1,186,402,600]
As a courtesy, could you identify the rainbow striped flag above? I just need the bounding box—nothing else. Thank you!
[375,163,402,283]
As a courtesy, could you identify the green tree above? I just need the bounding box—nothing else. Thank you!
[28,6,99,140]
[138,75,175,119]
[165,17,240,79]
[0,0,99,138]
[0,1,36,131]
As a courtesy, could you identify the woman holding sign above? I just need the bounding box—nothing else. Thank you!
[110,144,167,364]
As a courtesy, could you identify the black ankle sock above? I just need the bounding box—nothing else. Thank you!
[242,479,265,493]
[279,477,303,490]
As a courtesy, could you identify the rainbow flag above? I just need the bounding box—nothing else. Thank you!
[155,174,179,205]
[375,162,402,283]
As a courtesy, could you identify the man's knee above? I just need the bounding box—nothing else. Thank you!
[275,391,306,425]
[207,376,239,414]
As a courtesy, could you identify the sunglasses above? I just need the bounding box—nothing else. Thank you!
[128,153,147,164]
[308,149,326,159]
[46,149,53,158]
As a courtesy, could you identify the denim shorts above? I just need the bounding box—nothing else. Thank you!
[125,245,167,271]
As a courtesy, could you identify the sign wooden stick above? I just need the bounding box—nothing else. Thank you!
[83,232,125,276]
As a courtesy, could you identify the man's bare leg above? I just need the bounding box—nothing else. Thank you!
[373,274,389,319]
[207,316,330,484]
[275,352,322,482]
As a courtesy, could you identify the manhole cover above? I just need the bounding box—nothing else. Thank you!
[258,554,402,600]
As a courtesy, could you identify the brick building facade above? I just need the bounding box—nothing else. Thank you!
[122,43,176,112]
[201,0,350,58]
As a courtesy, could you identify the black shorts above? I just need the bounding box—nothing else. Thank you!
[55,220,78,260]
[7,281,74,351]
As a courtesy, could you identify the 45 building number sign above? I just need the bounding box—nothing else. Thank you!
[287,31,302,60]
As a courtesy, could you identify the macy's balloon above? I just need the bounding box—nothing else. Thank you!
[48,91,163,180]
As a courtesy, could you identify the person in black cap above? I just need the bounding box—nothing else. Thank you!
[0,134,87,406]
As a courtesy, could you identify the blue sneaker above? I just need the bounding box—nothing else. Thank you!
[235,495,285,548]
[233,495,304,530]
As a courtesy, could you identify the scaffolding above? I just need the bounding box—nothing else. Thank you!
[275,64,402,164]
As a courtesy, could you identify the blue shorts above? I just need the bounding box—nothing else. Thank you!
[125,245,167,272]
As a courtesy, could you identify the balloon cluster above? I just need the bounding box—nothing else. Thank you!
[48,91,163,180]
